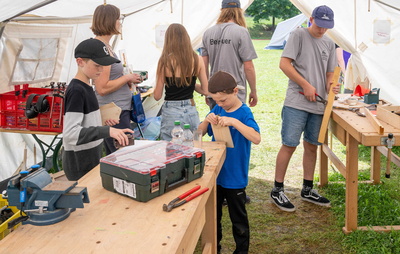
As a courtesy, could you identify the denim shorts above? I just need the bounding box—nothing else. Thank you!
[281,106,323,147]
[160,99,200,141]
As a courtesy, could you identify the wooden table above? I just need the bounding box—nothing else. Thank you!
[0,141,226,253]
[319,107,400,233]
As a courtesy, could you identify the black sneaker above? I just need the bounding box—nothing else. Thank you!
[301,187,331,207]
[270,187,295,212]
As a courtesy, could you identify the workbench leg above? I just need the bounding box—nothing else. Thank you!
[319,136,329,186]
[370,146,381,184]
[201,183,217,254]
[343,133,359,234]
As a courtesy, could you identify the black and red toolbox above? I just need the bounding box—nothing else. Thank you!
[100,141,205,202]
[0,84,64,132]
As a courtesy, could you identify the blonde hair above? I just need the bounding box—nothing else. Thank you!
[217,8,247,28]
[91,4,120,36]
[157,23,199,87]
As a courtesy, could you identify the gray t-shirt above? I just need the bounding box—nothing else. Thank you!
[95,58,132,111]
[282,27,336,114]
[200,22,257,103]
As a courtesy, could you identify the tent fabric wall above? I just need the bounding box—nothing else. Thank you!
[290,0,400,106]
[265,14,307,50]
[0,0,253,181]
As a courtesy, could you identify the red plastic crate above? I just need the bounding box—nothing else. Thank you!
[0,85,64,132]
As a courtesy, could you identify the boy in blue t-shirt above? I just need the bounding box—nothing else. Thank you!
[198,71,261,254]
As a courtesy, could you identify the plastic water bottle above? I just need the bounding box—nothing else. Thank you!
[171,120,183,144]
[182,124,194,147]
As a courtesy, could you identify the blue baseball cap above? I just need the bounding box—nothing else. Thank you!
[312,5,334,29]
[222,0,241,9]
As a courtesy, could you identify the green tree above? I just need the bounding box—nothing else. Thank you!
[246,0,301,30]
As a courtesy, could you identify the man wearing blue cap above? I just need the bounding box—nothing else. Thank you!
[270,5,340,212]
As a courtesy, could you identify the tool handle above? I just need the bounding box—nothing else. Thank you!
[178,185,201,199]
[185,188,209,202]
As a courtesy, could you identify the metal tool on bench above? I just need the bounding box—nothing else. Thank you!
[5,165,89,226]
[163,185,209,212]
[299,91,327,105]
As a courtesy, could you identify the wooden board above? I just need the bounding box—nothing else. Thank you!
[364,107,384,135]
[377,105,400,128]
[99,102,121,126]
[211,124,234,148]
[318,66,341,143]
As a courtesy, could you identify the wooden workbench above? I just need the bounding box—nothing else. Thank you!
[0,141,226,253]
[319,106,400,233]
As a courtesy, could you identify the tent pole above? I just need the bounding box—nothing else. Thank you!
[354,0,357,50]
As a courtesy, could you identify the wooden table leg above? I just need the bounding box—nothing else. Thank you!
[201,177,217,254]
[343,133,359,234]
[371,146,381,184]
[319,139,329,187]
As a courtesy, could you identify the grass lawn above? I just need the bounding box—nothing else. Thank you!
[194,39,400,253]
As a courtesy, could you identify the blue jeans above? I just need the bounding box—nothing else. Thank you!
[281,106,323,147]
[160,99,200,141]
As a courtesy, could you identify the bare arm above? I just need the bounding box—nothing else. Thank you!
[326,71,340,94]
[202,55,210,79]
[95,66,142,96]
[336,47,346,75]
[280,57,317,101]
[195,55,209,96]
[243,60,257,107]
[199,113,261,144]
[109,127,134,147]
[154,68,165,101]
[217,116,261,145]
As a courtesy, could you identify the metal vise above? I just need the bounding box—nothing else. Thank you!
[6,166,89,226]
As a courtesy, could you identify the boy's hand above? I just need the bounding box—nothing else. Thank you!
[105,119,119,126]
[110,128,134,147]
[331,83,341,94]
[217,116,236,127]
[205,113,219,125]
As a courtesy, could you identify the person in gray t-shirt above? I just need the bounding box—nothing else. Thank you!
[270,5,340,213]
[91,4,143,155]
[200,0,258,109]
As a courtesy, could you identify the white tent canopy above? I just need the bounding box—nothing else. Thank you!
[290,0,400,106]
[265,13,307,50]
[0,0,253,181]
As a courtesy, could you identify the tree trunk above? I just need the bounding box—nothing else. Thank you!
[272,16,276,31]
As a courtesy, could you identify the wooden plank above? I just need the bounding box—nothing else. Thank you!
[318,66,341,143]
[377,105,400,128]
[329,120,346,145]
[371,146,381,184]
[321,144,346,177]
[364,108,384,135]
[319,137,329,186]
[211,124,234,148]
[357,225,400,233]
[344,133,359,233]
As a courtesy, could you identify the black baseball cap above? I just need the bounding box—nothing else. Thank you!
[222,0,241,9]
[74,38,121,66]
[312,5,334,29]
